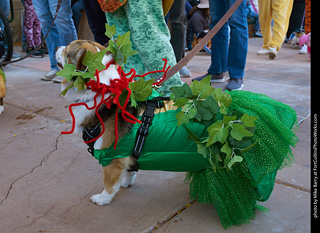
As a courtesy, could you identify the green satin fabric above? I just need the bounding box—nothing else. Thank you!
[94,109,209,171]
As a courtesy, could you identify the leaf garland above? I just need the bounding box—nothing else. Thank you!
[170,76,258,171]
[105,23,138,67]
[57,23,138,96]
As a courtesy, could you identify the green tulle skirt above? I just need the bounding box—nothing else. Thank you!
[186,90,298,229]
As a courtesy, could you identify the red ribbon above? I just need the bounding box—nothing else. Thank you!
[61,58,170,149]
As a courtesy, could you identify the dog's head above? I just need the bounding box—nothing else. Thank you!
[55,40,118,102]
[56,40,107,70]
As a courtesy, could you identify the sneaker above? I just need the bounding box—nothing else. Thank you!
[268,47,278,59]
[31,50,44,58]
[52,76,65,83]
[192,73,225,83]
[254,30,262,37]
[41,69,59,81]
[179,66,192,77]
[257,48,270,55]
[225,78,244,91]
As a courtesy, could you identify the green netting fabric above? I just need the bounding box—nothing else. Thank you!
[186,90,298,229]
[93,90,298,229]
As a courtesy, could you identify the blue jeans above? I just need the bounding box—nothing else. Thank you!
[208,0,248,79]
[33,0,77,70]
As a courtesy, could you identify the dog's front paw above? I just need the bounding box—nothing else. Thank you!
[90,189,112,205]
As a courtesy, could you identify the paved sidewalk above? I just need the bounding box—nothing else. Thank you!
[0,38,310,233]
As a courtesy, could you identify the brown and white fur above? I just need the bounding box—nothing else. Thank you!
[56,40,141,205]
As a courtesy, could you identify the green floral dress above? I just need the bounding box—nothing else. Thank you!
[105,0,183,96]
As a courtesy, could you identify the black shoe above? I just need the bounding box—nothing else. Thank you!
[192,73,225,83]
[225,78,244,91]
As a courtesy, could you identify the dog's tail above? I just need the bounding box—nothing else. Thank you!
[185,90,298,229]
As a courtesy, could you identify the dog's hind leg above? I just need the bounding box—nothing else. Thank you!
[121,171,137,188]
[90,158,126,205]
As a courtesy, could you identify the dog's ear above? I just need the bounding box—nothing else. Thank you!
[76,48,87,70]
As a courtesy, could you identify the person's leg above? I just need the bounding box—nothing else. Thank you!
[33,10,42,48]
[48,0,78,46]
[286,0,305,38]
[71,0,84,32]
[168,0,186,62]
[270,0,293,51]
[23,0,35,49]
[125,0,183,95]
[105,5,145,75]
[33,0,59,70]
[227,0,248,79]
[82,0,109,45]
[207,0,228,75]
[258,0,273,50]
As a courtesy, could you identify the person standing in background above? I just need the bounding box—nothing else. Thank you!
[101,0,183,96]
[33,0,78,82]
[167,0,191,77]
[82,0,109,46]
[193,0,248,91]
[23,0,44,57]
[256,0,293,59]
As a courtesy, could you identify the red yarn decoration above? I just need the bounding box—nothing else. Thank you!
[61,58,170,149]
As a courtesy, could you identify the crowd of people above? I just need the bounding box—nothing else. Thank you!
[9,0,311,91]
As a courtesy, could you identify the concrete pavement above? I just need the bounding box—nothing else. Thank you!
[0,38,311,233]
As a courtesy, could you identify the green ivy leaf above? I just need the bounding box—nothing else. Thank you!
[211,88,232,114]
[227,156,243,169]
[206,121,228,147]
[128,78,154,101]
[197,143,209,159]
[130,95,138,108]
[240,113,258,127]
[73,76,86,92]
[170,83,193,101]
[173,98,189,108]
[175,111,190,126]
[56,64,77,81]
[222,115,237,124]
[190,75,215,98]
[221,142,233,165]
[194,95,219,121]
[184,125,201,142]
[116,31,131,48]
[208,157,217,172]
[82,49,107,73]
[120,43,138,64]
[114,46,125,66]
[105,23,116,39]
[106,40,116,55]
[230,123,253,141]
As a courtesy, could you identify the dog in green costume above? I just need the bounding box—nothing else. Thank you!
[57,37,298,229]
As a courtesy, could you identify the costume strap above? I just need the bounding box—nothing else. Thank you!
[130,97,170,171]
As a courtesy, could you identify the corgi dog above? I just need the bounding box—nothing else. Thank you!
[55,39,299,229]
[56,40,143,205]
